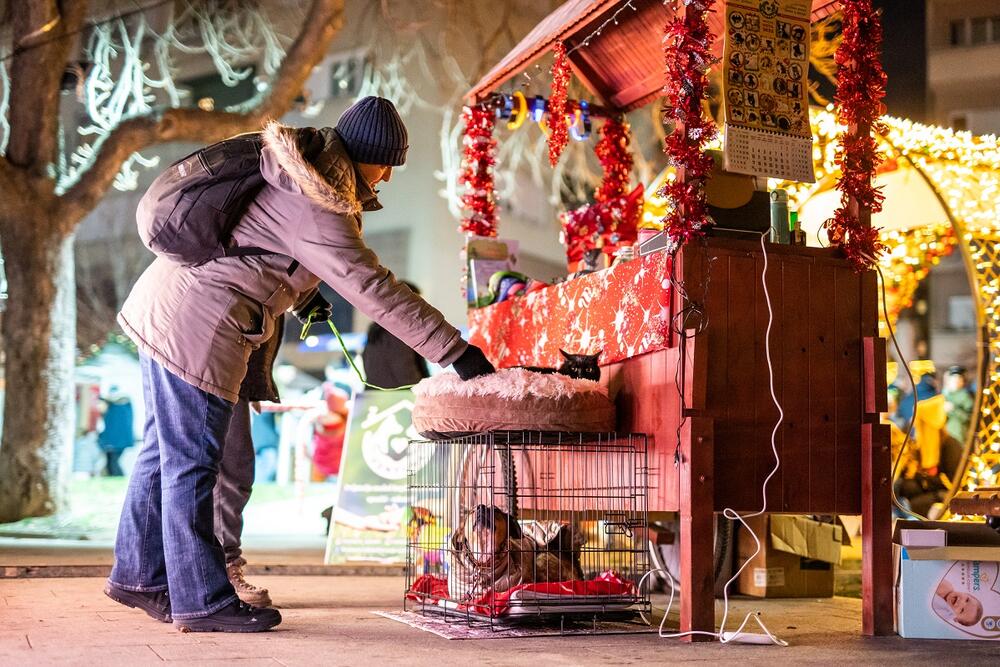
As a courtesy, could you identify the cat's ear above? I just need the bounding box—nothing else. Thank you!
[560,349,572,360]
[589,349,603,361]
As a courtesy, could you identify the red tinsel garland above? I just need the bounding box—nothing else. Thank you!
[558,116,636,263]
[459,105,499,237]
[594,117,633,203]
[828,0,888,271]
[560,184,643,263]
[547,41,571,166]
[658,0,717,253]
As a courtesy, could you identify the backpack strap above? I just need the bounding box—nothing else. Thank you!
[220,128,326,272]
[222,246,272,258]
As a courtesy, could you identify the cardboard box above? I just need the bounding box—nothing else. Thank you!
[737,514,847,598]
[894,521,1000,640]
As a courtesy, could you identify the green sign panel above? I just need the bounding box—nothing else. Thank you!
[324,389,434,564]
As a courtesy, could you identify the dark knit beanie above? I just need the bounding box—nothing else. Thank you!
[334,96,408,166]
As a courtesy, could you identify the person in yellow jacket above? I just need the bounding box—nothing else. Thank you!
[892,388,963,517]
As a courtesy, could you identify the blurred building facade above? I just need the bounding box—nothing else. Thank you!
[927,0,1000,133]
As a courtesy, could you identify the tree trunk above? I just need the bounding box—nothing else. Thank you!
[0,227,76,522]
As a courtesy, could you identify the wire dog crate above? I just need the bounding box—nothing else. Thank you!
[405,431,649,629]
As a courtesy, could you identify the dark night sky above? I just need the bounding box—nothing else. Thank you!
[874,0,927,121]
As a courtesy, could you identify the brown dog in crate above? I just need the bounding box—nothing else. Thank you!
[448,505,584,602]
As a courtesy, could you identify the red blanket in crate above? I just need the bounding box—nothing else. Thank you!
[406,571,636,617]
[468,252,673,368]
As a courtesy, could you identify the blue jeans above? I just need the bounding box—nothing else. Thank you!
[109,354,238,619]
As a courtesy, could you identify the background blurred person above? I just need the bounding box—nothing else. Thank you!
[312,384,350,480]
[362,281,431,389]
[97,385,134,477]
[942,365,975,445]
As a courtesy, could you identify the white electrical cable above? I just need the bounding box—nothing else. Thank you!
[638,231,788,647]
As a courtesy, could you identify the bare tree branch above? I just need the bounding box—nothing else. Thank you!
[60,0,345,228]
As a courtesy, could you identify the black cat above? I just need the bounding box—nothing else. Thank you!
[521,350,601,381]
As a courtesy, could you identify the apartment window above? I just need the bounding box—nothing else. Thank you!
[971,17,989,45]
[948,296,976,331]
[950,20,965,45]
[950,16,1000,47]
[329,55,367,100]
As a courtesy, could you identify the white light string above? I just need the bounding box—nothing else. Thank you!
[566,0,640,56]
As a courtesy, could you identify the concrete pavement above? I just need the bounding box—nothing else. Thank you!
[1,575,997,665]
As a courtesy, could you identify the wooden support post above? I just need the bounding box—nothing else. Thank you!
[845,0,892,624]
[679,414,714,640]
[862,294,893,636]
[861,420,894,635]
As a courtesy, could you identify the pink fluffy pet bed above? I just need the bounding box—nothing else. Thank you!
[411,368,616,438]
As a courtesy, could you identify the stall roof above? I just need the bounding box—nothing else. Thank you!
[468,0,841,112]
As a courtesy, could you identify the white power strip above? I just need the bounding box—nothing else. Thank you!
[721,631,775,645]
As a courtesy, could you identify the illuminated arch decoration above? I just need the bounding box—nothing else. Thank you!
[786,109,1000,493]
[642,107,1000,491]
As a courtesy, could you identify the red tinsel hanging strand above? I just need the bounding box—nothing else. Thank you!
[827,0,888,271]
[458,105,499,237]
[594,117,633,203]
[560,117,636,264]
[658,0,717,254]
[547,41,572,166]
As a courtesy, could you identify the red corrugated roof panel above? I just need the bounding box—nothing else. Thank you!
[468,0,841,111]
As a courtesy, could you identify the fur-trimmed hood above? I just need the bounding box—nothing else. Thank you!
[261,121,381,217]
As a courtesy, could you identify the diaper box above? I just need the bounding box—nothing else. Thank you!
[894,521,1000,640]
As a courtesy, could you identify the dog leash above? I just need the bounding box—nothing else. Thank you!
[299,316,416,392]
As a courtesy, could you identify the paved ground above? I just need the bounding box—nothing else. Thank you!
[1,576,996,665]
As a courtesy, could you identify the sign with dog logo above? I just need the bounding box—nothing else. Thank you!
[325,390,434,564]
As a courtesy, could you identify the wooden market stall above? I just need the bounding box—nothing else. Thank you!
[461,0,892,639]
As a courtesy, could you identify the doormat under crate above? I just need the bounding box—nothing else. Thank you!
[373,610,656,640]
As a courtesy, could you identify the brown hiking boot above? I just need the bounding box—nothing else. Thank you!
[226,558,272,607]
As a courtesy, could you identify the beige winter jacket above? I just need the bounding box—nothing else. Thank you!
[118,122,466,402]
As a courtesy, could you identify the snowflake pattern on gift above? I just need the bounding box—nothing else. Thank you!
[468,252,673,368]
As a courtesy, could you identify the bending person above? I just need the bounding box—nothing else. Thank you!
[105,97,494,633]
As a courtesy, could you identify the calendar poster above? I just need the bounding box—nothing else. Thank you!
[722,0,816,182]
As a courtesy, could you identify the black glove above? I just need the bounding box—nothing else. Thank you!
[452,344,495,381]
[294,291,333,324]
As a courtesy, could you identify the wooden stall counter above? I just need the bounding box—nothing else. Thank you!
[468,236,893,637]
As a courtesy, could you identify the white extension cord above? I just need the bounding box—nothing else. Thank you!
[638,231,788,647]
